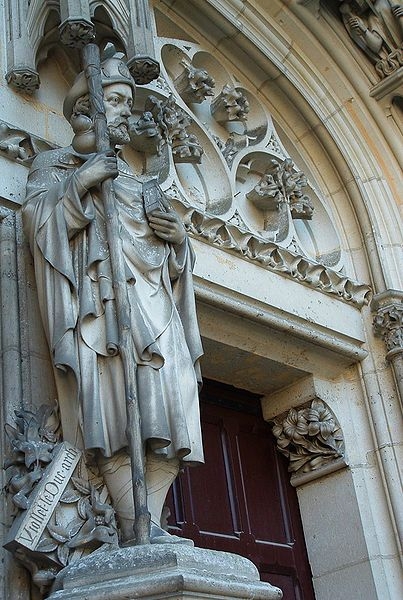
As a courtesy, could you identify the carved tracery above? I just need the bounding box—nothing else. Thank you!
[1,4,371,307]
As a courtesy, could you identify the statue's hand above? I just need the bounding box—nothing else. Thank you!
[148,209,186,245]
[347,16,366,34]
[392,6,403,19]
[75,151,118,190]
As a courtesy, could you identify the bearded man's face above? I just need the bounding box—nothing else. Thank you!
[103,83,133,145]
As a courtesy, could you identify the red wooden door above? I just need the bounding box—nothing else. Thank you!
[166,380,315,600]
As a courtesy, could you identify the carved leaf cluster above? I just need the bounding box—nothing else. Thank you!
[272,399,345,474]
[373,303,403,352]
[4,405,58,510]
[37,477,118,568]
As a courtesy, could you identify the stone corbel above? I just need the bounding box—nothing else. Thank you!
[126,0,160,84]
[4,0,40,94]
[262,378,347,487]
[59,0,95,48]
[372,290,403,404]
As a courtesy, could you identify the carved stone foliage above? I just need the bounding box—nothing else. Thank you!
[4,406,117,596]
[170,200,371,307]
[246,157,314,224]
[338,1,403,79]
[59,19,96,48]
[144,94,203,163]
[128,56,161,85]
[211,84,250,123]
[158,39,360,289]
[271,399,345,479]
[373,299,403,357]
[5,69,40,95]
[174,60,216,104]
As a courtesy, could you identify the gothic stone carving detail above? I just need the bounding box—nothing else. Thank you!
[339,1,403,79]
[4,406,118,595]
[176,203,371,307]
[247,158,314,224]
[145,94,203,163]
[59,19,96,48]
[128,55,161,85]
[0,120,55,162]
[0,115,370,307]
[271,399,345,478]
[174,60,215,104]
[5,68,40,95]
[373,300,403,357]
[211,84,250,123]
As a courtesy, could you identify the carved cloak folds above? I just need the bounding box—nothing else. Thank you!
[23,147,204,464]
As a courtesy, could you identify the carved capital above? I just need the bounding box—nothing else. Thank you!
[271,398,345,485]
[59,18,95,48]
[372,291,403,358]
[127,55,160,85]
[5,68,40,94]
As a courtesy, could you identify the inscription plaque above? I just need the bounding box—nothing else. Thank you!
[4,442,81,552]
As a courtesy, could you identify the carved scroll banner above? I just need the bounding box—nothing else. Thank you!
[5,443,81,553]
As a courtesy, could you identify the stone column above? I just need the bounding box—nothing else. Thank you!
[126,0,160,84]
[372,290,403,406]
[59,0,95,48]
[4,0,40,94]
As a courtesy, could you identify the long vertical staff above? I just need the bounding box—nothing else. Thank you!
[82,42,150,545]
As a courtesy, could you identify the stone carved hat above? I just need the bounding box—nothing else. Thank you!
[63,53,136,122]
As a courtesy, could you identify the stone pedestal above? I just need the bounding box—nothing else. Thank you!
[47,544,282,600]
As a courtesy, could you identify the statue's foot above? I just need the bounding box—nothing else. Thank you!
[150,523,194,546]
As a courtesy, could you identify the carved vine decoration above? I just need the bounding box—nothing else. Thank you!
[271,399,345,476]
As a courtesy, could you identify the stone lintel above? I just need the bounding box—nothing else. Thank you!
[48,545,282,599]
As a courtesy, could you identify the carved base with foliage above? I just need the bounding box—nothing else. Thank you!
[3,406,118,597]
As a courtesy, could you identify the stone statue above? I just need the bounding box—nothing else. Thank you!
[339,0,403,63]
[22,54,204,545]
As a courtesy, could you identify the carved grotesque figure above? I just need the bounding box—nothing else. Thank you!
[22,55,204,544]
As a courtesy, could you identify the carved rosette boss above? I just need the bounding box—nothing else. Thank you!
[271,399,345,484]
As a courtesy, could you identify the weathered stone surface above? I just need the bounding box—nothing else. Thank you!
[5,443,81,554]
[48,544,282,599]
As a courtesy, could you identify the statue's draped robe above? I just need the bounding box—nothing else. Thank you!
[23,147,204,465]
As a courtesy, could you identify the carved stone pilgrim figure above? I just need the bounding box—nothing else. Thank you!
[22,54,204,543]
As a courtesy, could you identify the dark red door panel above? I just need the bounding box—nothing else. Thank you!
[166,380,315,600]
